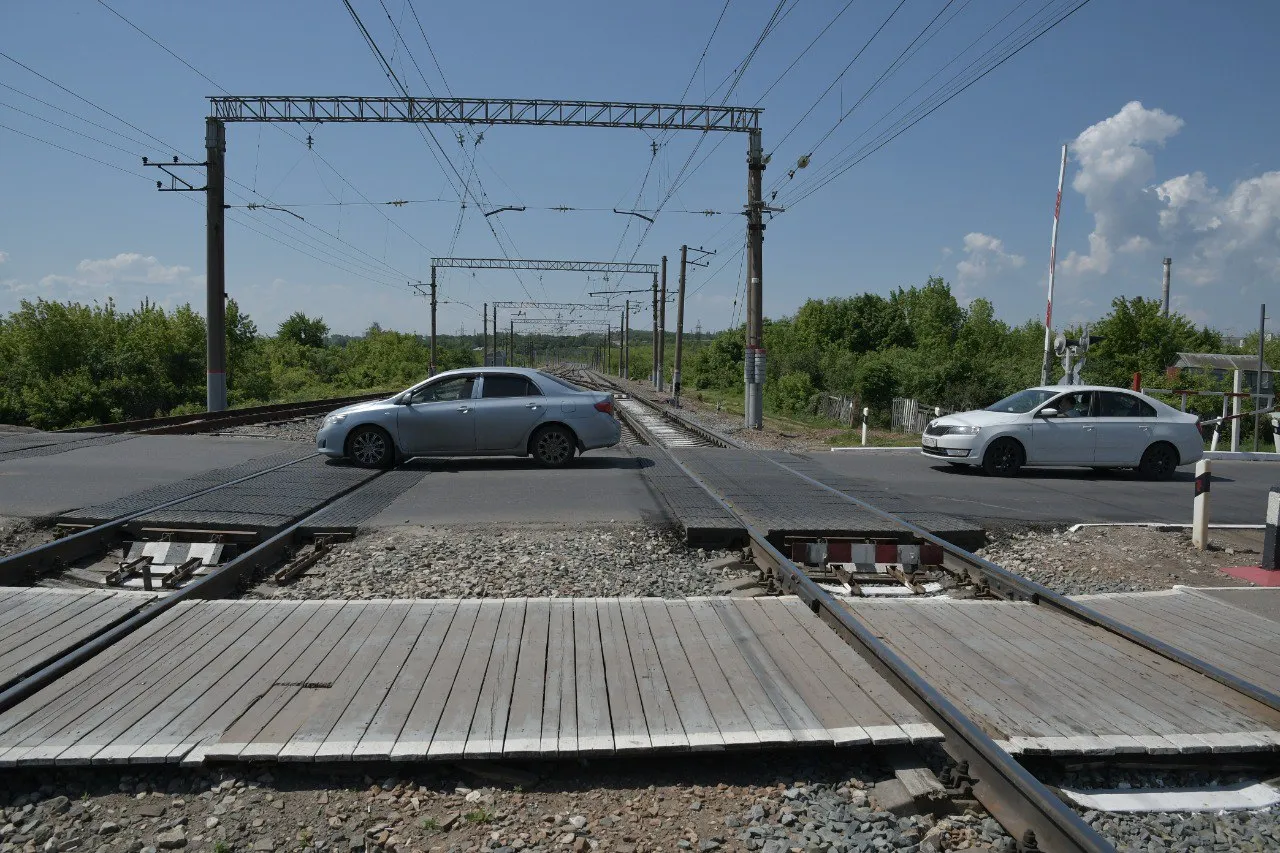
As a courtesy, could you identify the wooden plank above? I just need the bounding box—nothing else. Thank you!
[639,600,722,750]
[314,602,434,760]
[215,600,375,760]
[939,602,1158,752]
[0,600,199,748]
[0,595,141,686]
[144,600,333,764]
[661,599,757,747]
[389,599,482,760]
[464,599,528,757]
[540,600,577,755]
[278,600,411,761]
[597,598,651,752]
[4,601,231,764]
[617,599,688,751]
[352,601,460,760]
[0,592,95,646]
[42,602,252,765]
[503,598,550,757]
[997,600,1277,738]
[846,602,1036,743]
[91,601,301,764]
[427,599,506,758]
[685,599,795,744]
[777,598,936,737]
[572,599,613,754]
[745,598,883,745]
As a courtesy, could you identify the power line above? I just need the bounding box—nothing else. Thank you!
[0,120,153,183]
[782,0,1095,208]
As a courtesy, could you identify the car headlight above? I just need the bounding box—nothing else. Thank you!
[946,425,981,435]
[324,414,348,427]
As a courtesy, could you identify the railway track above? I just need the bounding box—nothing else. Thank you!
[62,391,393,436]
[586,367,1280,853]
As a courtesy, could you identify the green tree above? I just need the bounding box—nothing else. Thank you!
[277,311,329,348]
[1085,296,1221,388]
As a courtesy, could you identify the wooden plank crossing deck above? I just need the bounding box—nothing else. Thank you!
[0,587,155,690]
[1075,588,1280,696]
[0,596,940,766]
[842,597,1280,756]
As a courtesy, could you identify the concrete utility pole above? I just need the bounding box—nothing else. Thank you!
[658,256,668,392]
[674,246,688,407]
[623,301,631,380]
[744,128,766,429]
[482,302,488,367]
[1161,258,1172,318]
[493,304,499,364]
[652,274,660,389]
[605,324,611,374]
[429,270,438,375]
[206,117,227,411]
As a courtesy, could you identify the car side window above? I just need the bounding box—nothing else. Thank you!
[409,377,474,404]
[1098,391,1155,417]
[481,375,542,398]
[1048,391,1093,418]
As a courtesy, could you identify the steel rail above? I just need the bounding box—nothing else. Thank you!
[0,453,321,585]
[62,391,393,435]
[0,469,385,714]
[766,455,1280,715]
[600,370,1112,853]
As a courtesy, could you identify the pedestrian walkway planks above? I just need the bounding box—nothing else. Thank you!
[1075,588,1280,697]
[0,596,940,767]
[1180,586,1280,623]
[0,587,154,689]
[842,597,1280,756]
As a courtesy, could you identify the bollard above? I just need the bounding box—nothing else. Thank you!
[1265,486,1279,571]
[861,407,869,447]
[1192,459,1211,550]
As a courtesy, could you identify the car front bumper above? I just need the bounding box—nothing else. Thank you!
[315,420,352,459]
[920,432,983,463]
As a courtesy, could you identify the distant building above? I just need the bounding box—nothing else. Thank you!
[1173,352,1274,403]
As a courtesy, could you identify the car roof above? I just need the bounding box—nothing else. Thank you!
[432,366,548,378]
[1030,385,1146,393]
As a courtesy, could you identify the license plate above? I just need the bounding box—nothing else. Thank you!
[922,436,938,448]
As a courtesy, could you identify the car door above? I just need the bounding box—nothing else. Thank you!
[1094,391,1153,465]
[1027,390,1098,465]
[395,375,477,454]
[471,374,547,452]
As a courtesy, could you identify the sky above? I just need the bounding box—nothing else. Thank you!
[1,0,1278,340]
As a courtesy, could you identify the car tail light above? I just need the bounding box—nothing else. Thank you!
[594,399,614,415]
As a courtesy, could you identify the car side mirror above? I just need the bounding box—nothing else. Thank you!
[1037,407,1059,418]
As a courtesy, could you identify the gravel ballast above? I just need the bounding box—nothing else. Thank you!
[0,754,1011,853]
[0,517,56,559]
[249,523,752,600]
[975,525,1263,595]
[214,416,324,442]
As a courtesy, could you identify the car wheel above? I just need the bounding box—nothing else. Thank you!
[982,438,1023,477]
[1138,442,1178,481]
[346,425,395,470]
[531,425,576,468]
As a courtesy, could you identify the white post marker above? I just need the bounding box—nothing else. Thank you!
[1232,369,1243,452]
[861,407,869,447]
[1265,486,1278,571]
[1193,459,1212,550]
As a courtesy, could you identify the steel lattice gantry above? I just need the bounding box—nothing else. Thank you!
[193,96,767,426]
[433,258,657,275]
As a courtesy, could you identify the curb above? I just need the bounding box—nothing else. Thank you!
[1204,451,1280,462]
[829,446,920,452]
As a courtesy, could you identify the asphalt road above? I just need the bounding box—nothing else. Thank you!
[0,434,301,517]
[807,449,1279,527]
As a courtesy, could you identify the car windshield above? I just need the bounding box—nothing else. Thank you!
[985,388,1057,413]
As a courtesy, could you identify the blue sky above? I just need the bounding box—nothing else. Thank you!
[1,0,1277,339]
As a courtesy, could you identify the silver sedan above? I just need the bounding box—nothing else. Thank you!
[316,367,621,469]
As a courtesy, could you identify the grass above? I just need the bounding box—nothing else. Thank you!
[213,843,231,853]
[824,429,921,448]
[420,818,440,831]
[464,808,493,825]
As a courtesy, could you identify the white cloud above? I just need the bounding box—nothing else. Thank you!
[39,252,193,288]
[955,232,1025,284]
[0,251,8,265]
[1062,101,1183,275]
[1058,101,1280,317]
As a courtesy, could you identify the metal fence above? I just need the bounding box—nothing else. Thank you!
[891,397,956,433]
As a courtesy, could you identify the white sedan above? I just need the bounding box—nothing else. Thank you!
[921,385,1204,479]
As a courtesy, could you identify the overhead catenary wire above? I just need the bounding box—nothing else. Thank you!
[780,0,1094,208]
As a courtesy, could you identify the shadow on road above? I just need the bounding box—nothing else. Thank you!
[397,455,653,473]
[927,464,1231,484]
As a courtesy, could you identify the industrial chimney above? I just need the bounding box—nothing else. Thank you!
[1161,257,1172,317]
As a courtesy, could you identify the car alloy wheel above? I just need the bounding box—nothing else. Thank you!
[350,428,389,468]
[982,438,1022,477]
[1139,443,1177,481]
[534,426,573,467]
